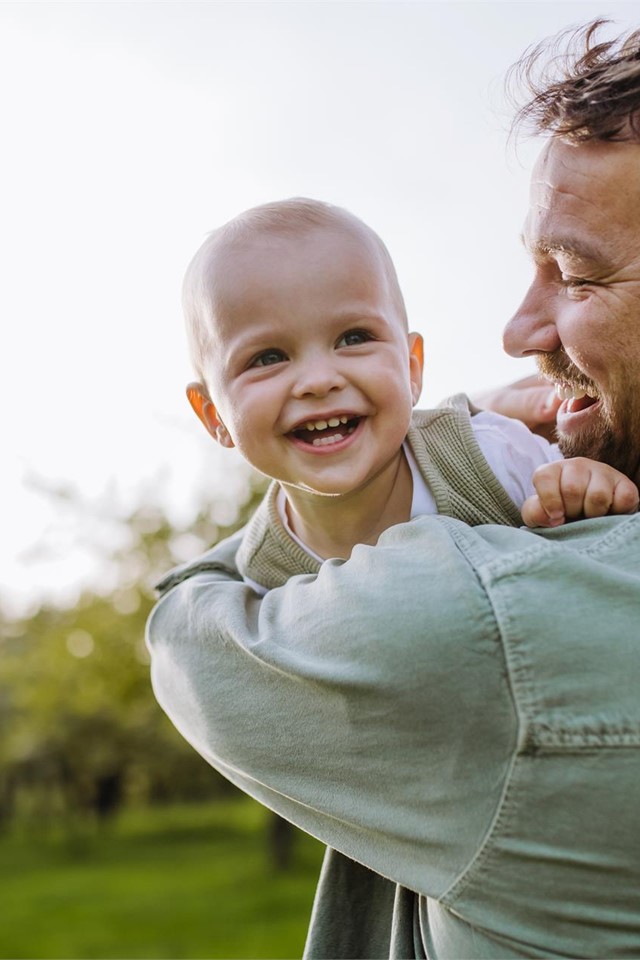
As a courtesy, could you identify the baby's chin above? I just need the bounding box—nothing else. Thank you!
[287,481,369,501]
[295,483,343,498]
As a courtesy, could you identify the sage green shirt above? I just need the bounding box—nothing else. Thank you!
[148,513,640,958]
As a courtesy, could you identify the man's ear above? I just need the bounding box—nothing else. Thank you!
[186,382,234,448]
[408,333,424,405]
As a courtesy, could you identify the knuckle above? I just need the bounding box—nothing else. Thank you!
[620,490,640,511]
[560,480,583,499]
[588,490,612,510]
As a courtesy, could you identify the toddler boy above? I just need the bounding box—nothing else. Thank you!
[182,197,637,584]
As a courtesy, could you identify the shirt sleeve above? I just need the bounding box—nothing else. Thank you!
[147,514,516,898]
[471,411,562,510]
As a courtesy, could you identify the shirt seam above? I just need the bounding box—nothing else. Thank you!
[437,518,525,905]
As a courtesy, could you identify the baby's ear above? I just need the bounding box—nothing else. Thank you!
[186,382,234,448]
[408,333,424,405]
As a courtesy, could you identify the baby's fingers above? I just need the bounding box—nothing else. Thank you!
[567,460,638,518]
[578,469,635,518]
[530,463,566,525]
[554,459,601,520]
[522,493,562,528]
[610,477,640,517]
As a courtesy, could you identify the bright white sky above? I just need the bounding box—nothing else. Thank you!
[2,0,638,614]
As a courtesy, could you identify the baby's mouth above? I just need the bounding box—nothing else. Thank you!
[290,416,361,447]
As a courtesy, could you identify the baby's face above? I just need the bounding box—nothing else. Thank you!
[205,224,422,498]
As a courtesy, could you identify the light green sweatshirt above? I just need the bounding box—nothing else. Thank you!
[147,404,640,958]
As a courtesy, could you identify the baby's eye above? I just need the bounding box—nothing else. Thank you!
[337,329,373,348]
[250,349,287,368]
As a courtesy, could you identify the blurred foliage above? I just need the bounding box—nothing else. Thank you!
[0,472,269,829]
[0,797,324,958]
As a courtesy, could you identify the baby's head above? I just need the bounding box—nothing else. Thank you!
[184,198,423,497]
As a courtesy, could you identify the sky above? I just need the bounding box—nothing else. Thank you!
[2,0,638,615]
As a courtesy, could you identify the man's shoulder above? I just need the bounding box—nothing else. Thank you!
[154,529,244,597]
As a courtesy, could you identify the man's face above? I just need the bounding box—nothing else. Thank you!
[503,139,640,483]
[204,224,422,498]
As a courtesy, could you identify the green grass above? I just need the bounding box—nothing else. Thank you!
[0,799,325,959]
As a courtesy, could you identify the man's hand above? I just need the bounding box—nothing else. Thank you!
[474,375,560,441]
[521,458,640,528]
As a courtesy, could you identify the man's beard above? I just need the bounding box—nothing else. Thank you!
[536,352,640,482]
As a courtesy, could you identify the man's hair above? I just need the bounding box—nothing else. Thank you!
[509,19,640,142]
[183,198,408,385]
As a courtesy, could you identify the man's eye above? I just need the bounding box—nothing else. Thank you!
[560,276,591,290]
[337,329,372,347]
[251,349,287,368]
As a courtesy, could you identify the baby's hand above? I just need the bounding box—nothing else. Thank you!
[521,457,639,528]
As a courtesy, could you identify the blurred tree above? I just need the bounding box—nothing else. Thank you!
[0,472,271,828]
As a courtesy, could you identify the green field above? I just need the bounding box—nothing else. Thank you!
[0,799,325,959]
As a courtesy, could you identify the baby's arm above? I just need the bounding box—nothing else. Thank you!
[521,457,639,528]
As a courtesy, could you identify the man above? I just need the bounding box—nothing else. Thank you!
[147,22,640,959]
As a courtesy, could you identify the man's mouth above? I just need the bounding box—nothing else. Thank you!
[289,415,362,447]
[537,352,601,416]
[553,380,601,414]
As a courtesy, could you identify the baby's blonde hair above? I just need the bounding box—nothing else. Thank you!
[183,197,408,385]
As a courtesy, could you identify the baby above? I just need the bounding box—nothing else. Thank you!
[183,198,638,575]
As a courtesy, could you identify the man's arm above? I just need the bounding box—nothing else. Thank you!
[473,374,561,441]
[147,515,516,897]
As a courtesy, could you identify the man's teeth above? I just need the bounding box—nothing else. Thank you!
[556,384,585,400]
[304,416,349,431]
[555,383,599,401]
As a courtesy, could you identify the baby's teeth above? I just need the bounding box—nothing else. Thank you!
[312,433,342,447]
[302,416,354,431]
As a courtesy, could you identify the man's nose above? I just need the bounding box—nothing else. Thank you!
[503,279,562,357]
[292,356,346,399]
